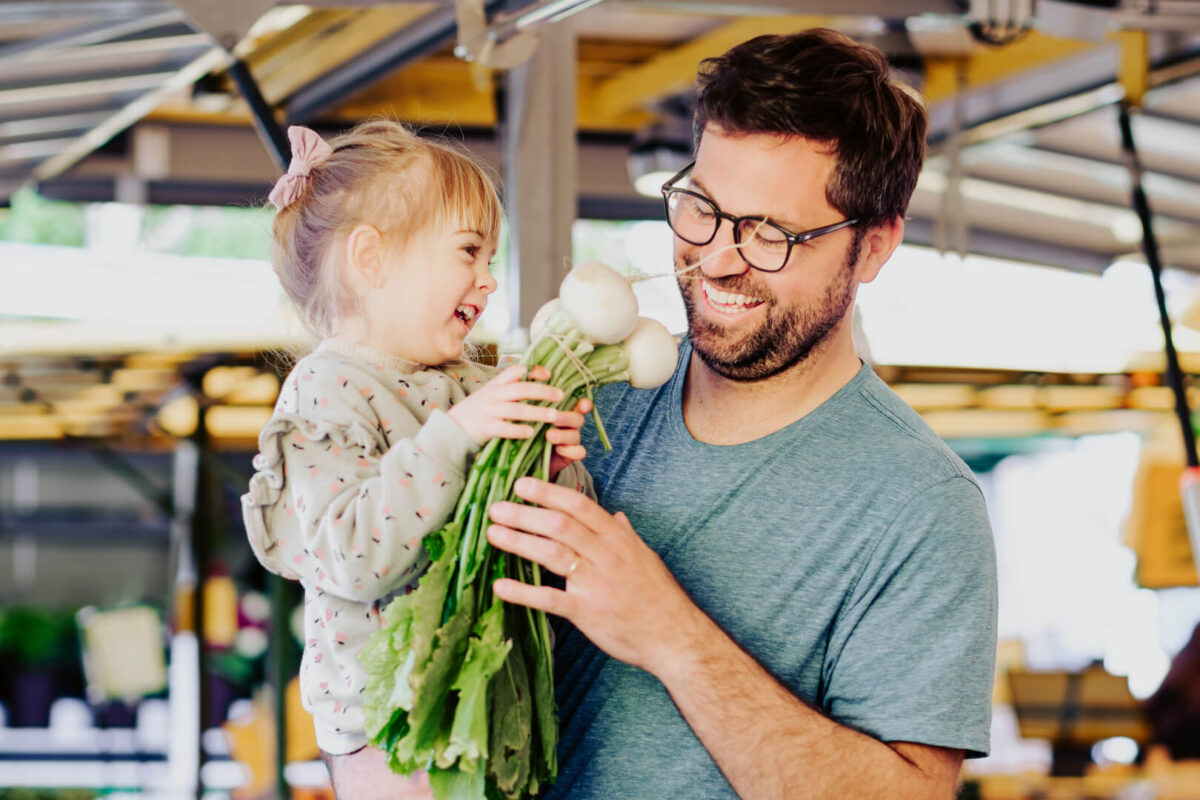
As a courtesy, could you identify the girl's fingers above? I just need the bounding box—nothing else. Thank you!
[550,409,586,430]
[553,443,586,462]
[527,364,551,381]
[491,364,531,384]
[485,421,536,440]
[494,402,565,425]
[493,381,565,404]
[546,427,581,447]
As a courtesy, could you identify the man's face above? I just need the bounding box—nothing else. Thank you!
[674,126,863,382]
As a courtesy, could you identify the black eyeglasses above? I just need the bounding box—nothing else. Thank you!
[661,161,858,273]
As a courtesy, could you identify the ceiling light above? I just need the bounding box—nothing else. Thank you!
[627,110,692,199]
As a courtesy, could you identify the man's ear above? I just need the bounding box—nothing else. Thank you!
[345,223,386,290]
[856,217,904,285]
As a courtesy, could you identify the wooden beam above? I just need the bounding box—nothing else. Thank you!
[590,15,830,120]
[331,57,654,131]
[923,31,1102,106]
[247,5,437,105]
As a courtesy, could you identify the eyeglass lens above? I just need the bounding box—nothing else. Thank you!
[666,191,790,271]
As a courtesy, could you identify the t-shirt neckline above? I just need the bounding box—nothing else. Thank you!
[666,337,874,451]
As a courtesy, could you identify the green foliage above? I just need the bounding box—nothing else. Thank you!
[0,606,79,667]
[0,187,86,246]
[0,789,96,800]
[141,204,273,259]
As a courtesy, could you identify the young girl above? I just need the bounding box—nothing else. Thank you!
[241,121,590,799]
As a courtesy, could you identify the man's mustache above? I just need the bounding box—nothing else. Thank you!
[676,254,769,299]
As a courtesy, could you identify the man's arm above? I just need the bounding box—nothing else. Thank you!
[486,477,965,800]
[659,596,963,798]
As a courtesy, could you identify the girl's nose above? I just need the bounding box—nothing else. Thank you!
[477,263,498,294]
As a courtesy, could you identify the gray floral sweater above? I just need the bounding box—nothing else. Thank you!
[241,338,590,754]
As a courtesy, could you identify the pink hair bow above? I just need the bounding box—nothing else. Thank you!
[268,126,333,211]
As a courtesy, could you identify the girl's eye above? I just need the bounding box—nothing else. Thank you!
[463,245,480,258]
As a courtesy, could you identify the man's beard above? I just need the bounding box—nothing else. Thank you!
[677,250,858,383]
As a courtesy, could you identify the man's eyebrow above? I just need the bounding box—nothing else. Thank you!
[688,174,805,232]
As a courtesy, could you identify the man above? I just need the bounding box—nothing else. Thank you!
[488,28,997,799]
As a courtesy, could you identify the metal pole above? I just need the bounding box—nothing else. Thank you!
[227,58,290,171]
[1117,103,1198,468]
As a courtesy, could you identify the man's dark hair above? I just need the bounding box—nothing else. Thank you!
[693,28,927,231]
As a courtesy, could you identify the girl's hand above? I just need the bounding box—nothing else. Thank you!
[447,364,569,446]
[547,396,592,478]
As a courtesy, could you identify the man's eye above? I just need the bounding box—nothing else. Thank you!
[753,233,789,251]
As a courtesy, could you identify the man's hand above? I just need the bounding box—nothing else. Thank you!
[485,477,966,800]
[486,476,699,676]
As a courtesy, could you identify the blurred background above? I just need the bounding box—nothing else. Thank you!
[4,0,1200,798]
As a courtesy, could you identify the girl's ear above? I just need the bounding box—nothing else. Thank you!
[345,223,386,290]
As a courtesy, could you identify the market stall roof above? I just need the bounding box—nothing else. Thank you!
[2,0,1199,271]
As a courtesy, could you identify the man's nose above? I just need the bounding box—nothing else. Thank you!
[697,219,751,279]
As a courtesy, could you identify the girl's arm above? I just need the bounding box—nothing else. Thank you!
[244,363,576,603]
[245,404,478,603]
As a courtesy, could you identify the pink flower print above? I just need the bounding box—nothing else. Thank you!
[397,387,408,397]
[286,506,295,517]
[353,541,364,553]
[314,546,325,559]
[360,387,372,397]
[325,609,334,622]
[329,481,341,494]
[398,477,410,488]
[316,569,326,581]
[415,506,431,519]
[337,375,348,388]
[302,373,314,382]
[381,505,391,516]
[309,466,321,479]
[313,653,323,663]
[294,433,308,444]
[428,402,439,411]
[333,702,344,714]
[358,457,371,468]
[307,638,317,647]
[380,565,390,576]
[293,554,305,566]
[431,472,443,485]
[321,397,329,410]
[330,446,341,457]
[320,682,329,692]
[409,536,420,549]
[335,631,347,645]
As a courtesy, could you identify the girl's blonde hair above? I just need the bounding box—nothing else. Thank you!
[270,120,503,341]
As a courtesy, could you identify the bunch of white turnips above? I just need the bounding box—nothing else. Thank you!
[362,260,679,800]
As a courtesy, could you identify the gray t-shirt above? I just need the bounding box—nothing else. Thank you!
[549,339,997,799]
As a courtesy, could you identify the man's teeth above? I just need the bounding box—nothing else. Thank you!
[703,281,763,309]
[455,305,477,322]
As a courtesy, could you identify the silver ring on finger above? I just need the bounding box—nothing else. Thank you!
[566,554,581,577]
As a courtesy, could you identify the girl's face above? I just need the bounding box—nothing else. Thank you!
[361,216,498,366]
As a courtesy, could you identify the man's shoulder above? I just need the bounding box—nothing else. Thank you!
[836,367,978,489]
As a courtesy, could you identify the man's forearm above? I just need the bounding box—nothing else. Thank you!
[652,606,959,800]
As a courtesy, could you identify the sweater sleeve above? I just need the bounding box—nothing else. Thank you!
[243,400,481,604]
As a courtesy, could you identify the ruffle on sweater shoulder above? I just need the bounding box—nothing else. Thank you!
[241,412,388,578]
